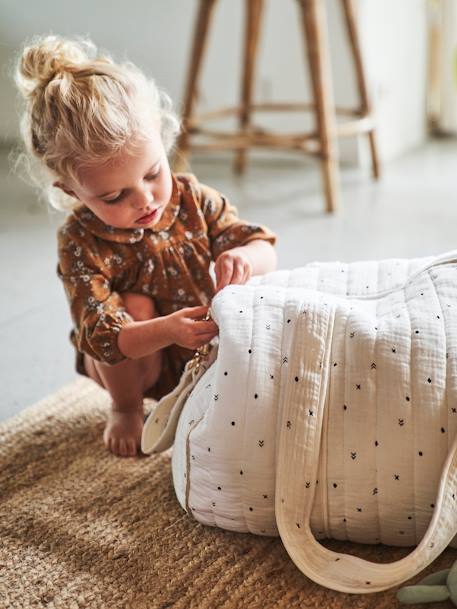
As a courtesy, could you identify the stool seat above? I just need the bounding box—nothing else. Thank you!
[173,0,380,213]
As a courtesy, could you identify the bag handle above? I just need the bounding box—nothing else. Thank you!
[275,300,457,594]
[141,311,217,454]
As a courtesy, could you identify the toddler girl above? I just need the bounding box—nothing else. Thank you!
[14,35,277,457]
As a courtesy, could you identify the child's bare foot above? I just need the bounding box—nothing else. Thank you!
[103,408,144,457]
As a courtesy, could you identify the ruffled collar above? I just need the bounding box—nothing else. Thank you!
[73,173,181,244]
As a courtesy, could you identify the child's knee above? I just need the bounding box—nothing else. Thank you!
[122,292,157,321]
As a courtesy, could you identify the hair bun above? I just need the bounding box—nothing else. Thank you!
[15,34,98,98]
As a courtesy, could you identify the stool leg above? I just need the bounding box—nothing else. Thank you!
[173,0,218,172]
[297,0,340,214]
[234,0,265,175]
[341,0,380,179]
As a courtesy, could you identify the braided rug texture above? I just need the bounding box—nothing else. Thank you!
[1,377,457,609]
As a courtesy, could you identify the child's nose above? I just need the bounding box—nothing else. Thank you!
[132,188,154,210]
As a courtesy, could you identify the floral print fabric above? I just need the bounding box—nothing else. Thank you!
[57,172,277,400]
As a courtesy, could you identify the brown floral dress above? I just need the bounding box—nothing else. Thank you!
[57,172,277,400]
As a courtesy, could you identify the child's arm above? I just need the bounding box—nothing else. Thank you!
[118,306,218,360]
[214,239,277,294]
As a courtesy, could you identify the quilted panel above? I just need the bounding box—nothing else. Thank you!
[171,252,457,548]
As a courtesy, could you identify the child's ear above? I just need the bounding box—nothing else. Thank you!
[53,180,80,200]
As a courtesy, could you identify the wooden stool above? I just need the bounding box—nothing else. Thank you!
[172,0,380,213]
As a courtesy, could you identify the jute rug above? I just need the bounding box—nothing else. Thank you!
[1,378,457,609]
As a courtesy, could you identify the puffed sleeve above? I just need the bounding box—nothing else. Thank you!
[56,223,134,365]
[197,180,277,259]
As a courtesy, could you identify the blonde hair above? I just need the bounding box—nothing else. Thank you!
[12,34,181,211]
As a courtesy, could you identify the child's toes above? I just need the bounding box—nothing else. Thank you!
[127,439,137,457]
[118,438,128,457]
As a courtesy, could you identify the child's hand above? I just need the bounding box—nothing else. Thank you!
[167,305,219,350]
[214,247,253,294]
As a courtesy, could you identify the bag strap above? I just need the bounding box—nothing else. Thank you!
[141,343,218,454]
[275,299,457,593]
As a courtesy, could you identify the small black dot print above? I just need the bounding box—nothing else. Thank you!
[296,523,301,528]
[366,582,371,585]
[248,349,252,354]
[375,440,379,446]
[343,518,347,523]
[286,420,291,429]
[420,293,424,296]
[408,516,412,520]
[281,498,285,503]
[356,384,361,390]
[406,396,410,402]
[333,362,338,367]
[254,393,258,399]
[343,404,348,411]
[217,486,221,490]
[249,507,253,512]
[351,451,357,460]
[260,296,264,299]
[441,427,446,433]
[184,473,186,478]
[392,348,396,353]
[366,285,369,289]
[374,326,378,331]
[295,376,299,382]
[155,417,159,424]
[270,374,274,379]
[437,315,440,319]
[430,503,435,509]
[415,330,420,334]
[231,421,236,426]
[453,408,457,414]
[192,455,195,460]
[258,440,264,447]
[356,507,362,512]
[398,418,404,426]
[263,494,268,499]
[224,371,228,376]
[394,474,400,480]
[316,480,319,485]
[240,470,243,475]
[287,319,291,324]
[372,487,378,495]
[305,482,311,488]
[208,447,211,452]
[427,378,432,383]
[212,502,216,507]
[453,494,456,500]
[333,483,338,488]
[239,310,243,313]
[419,451,423,456]
[309,410,314,416]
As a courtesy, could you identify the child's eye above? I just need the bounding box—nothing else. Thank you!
[145,168,161,181]
[103,192,125,204]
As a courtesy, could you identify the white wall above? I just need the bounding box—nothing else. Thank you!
[0,0,428,163]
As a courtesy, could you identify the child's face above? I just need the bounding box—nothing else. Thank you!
[54,119,173,230]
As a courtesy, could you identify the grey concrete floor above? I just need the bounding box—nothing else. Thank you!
[1,139,457,422]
